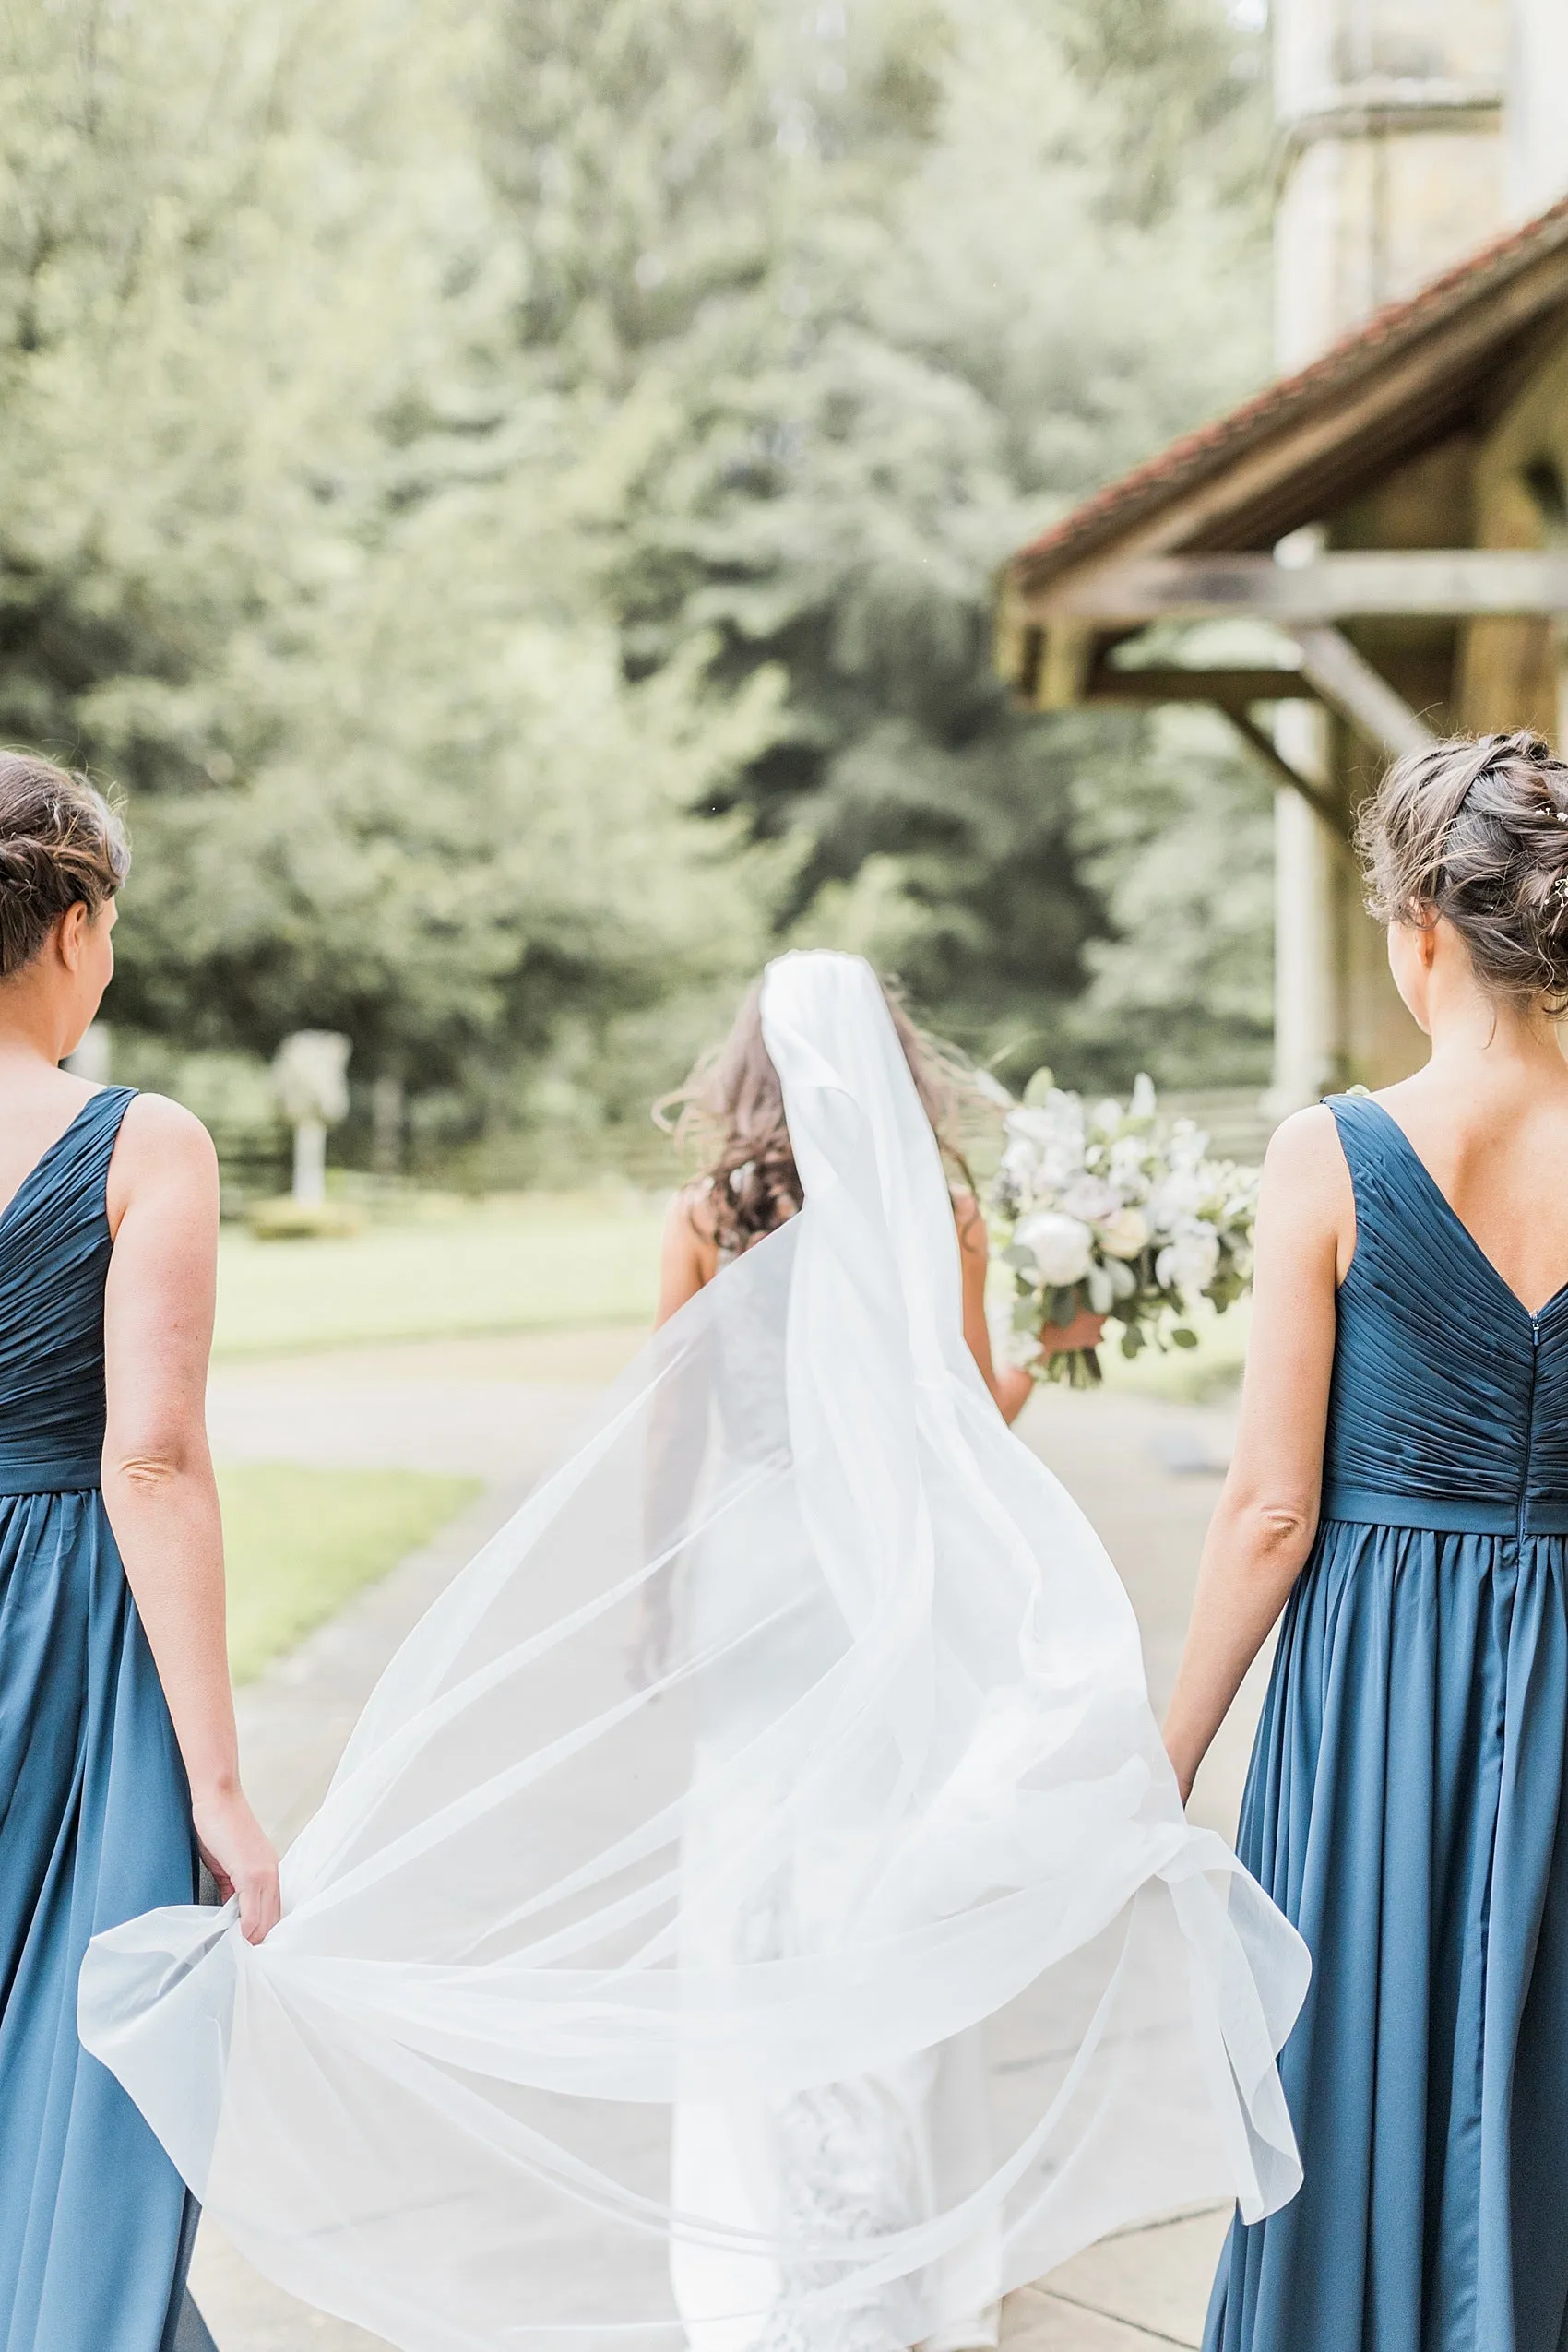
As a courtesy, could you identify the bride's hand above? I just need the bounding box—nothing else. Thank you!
[192,1785,281,1945]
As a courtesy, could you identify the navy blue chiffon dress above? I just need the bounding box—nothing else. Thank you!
[0,1089,210,2352]
[1206,1092,1568,2352]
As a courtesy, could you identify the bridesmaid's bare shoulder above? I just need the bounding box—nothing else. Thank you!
[106,1092,219,1232]
[1259,1103,1356,1277]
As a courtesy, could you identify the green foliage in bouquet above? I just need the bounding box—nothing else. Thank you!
[988,1070,1260,1388]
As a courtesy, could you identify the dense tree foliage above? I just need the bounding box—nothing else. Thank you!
[0,0,1277,1170]
[485,0,1277,1083]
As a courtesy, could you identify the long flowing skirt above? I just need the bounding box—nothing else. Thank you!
[0,1487,200,2352]
[1206,1519,1568,2352]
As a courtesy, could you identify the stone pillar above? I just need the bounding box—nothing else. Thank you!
[1506,0,1568,220]
[1269,716,1342,1113]
[1268,0,1509,1105]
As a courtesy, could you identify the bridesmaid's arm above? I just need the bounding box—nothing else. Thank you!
[1161,1107,1350,1804]
[101,1094,280,1943]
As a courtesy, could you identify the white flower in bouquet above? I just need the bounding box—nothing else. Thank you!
[1060,1175,1119,1225]
[1108,1134,1148,1190]
[1147,1167,1210,1228]
[1003,1106,1061,1150]
[1097,1205,1149,1260]
[1016,1211,1094,1287]
[987,1068,1261,1389]
[1156,1223,1222,1303]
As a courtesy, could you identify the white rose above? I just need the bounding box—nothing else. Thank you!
[1060,1174,1118,1224]
[1016,1210,1094,1287]
[1156,1224,1221,1301]
[1098,1205,1149,1259]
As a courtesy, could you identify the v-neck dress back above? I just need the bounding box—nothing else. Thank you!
[0,1088,204,2352]
[1206,1090,1568,2352]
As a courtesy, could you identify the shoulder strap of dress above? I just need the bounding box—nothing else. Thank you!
[79,1083,138,1145]
[1324,1091,1406,1206]
[57,1084,139,1192]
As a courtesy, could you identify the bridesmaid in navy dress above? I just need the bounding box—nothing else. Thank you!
[0,754,279,2350]
[1164,729,1568,2352]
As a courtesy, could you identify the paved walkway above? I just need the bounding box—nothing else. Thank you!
[189,1336,1260,2350]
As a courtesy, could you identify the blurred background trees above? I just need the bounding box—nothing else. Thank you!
[0,0,1277,1182]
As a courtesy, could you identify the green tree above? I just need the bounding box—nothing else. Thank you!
[484,0,1276,1081]
[0,0,782,1151]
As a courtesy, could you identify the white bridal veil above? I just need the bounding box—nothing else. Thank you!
[79,950,1307,2352]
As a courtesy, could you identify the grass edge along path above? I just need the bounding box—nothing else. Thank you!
[214,1198,668,1360]
[219,1461,482,1683]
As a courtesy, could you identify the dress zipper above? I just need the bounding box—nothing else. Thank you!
[1520,1312,1542,1539]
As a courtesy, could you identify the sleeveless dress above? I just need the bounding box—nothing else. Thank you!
[1206,1092,1568,2352]
[0,1088,208,2352]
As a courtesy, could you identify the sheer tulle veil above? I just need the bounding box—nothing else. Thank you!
[79,949,1307,2352]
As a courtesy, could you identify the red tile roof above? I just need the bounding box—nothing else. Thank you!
[1009,192,1568,591]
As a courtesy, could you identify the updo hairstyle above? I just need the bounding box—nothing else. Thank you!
[0,751,129,980]
[1355,731,1568,1010]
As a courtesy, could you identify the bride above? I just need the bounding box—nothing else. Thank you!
[650,977,1029,2352]
[81,950,1307,2352]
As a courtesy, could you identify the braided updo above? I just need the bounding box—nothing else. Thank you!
[0,751,129,980]
[1356,731,1568,1010]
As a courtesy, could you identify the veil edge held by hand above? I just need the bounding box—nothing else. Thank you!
[80,950,1307,2352]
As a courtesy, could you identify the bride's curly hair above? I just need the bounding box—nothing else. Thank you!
[659,973,979,1253]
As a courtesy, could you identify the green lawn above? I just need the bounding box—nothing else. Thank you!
[216,1193,667,1358]
[219,1462,481,1681]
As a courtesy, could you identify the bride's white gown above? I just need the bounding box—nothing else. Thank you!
[78,952,1307,2352]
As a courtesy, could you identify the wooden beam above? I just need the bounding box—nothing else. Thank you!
[1023,550,1568,626]
[1285,626,1436,758]
[1087,666,1312,711]
[1080,654,1342,819]
[1221,708,1341,823]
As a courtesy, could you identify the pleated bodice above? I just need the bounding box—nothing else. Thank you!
[1321,1092,1568,1538]
[0,1088,135,1494]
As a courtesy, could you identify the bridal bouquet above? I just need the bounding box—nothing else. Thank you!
[989,1072,1259,1388]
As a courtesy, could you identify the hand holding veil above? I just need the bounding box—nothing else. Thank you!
[79,951,1307,2352]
